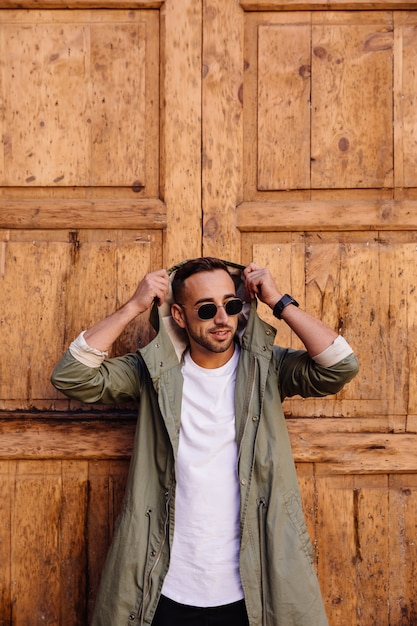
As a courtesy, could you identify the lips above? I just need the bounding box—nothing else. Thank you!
[210,327,232,339]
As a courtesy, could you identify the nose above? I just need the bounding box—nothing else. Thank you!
[213,304,229,323]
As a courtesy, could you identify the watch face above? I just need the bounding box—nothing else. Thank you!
[281,295,294,306]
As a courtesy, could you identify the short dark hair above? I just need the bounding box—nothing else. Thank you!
[172,257,231,303]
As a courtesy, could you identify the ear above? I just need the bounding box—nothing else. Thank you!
[171,303,186,328]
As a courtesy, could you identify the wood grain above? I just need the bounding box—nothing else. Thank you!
[0,199,166,229]
[161,0,202,265]
[237,200,417,231]
[1,418,417,475]
[241,1,417,8]
[202,0,244,259]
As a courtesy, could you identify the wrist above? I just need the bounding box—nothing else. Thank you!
[272,294,299,319]
[123,298,149,318]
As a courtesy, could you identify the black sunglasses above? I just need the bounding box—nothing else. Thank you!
[180,298,244,320]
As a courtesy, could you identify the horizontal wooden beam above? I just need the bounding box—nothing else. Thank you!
[289,421,417,474]
[240,0,416,9]
[2,0,412,8]
[1,1,163,7]
[1,416,417,473]
[0,199,166,230]
[237,200,417,232]
[0,417,137,460]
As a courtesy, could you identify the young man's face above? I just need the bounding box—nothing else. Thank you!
[172,269,239,368]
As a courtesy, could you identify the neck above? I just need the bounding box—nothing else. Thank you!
[189,344,236,369]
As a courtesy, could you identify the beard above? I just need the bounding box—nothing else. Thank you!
[185,321,237,355]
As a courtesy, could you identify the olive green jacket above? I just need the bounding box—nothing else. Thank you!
[51,264,359,626]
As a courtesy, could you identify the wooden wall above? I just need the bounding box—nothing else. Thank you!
[1,1,417,624]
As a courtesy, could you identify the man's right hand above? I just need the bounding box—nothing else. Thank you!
[83,268,170,353]
[127,269,170,315]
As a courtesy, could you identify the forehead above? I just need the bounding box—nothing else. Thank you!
[181,269,235,302]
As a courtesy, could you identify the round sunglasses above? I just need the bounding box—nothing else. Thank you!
[179,298,244,320]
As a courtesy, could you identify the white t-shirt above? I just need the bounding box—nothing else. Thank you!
[161,346,244,607]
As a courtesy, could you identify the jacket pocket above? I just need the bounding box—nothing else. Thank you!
[138,487,173,625]
[283,490,315,567]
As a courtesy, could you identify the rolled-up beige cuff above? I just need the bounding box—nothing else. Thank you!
[312,335,353,367]
[69,331,108,368]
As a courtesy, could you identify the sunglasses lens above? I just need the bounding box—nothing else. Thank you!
[225,299,243,316]
[197,303,218,320]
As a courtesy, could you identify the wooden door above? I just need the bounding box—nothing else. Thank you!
[202,2,417,625]
[1,0,417,624]
[0,1,201,623]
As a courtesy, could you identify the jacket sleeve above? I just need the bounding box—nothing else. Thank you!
[274,347,359,400]
[51,349,146,404]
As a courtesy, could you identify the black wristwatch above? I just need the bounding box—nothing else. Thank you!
[273,294,299,319]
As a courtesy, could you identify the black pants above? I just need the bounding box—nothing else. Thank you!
[152,595,249,626]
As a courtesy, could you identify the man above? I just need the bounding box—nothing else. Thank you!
[51,257,359,626]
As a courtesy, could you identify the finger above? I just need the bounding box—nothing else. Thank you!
[243,262,261,278]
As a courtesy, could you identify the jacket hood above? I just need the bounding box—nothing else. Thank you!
[151,259,252,361]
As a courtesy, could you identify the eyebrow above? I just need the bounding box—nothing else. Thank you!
[193,293,237,306]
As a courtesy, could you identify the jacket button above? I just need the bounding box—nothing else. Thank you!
[129,614,136,621]
[252,415,259,422]
[241,478,247,486]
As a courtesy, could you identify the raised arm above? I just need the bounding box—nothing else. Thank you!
[243,262,338,358]
[83,269,170,352]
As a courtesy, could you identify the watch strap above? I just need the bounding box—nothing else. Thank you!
[273,294,299,319]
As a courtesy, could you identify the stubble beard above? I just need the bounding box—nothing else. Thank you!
[186,323,236,355]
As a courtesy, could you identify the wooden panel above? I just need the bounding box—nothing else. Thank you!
[87,460,129,620]
[388,474,417,624]
[202,0,244,260]
[0,238,70,402]
[89,22,147,185]
[63,230,160,355]
[10,461,86,624]
[0,10,159,190]
[252,241,306,351]
[160,0,202,265]
[315,474,390,626]
[0,230,163,409]
[0,461,12,625]
[395,12,417,188]
[251,238,415,420]
[311,13,393,189]
[310,472,417,626]
[0,458,128,625]
[243,11,396,200]
[59,461,89,624]
[243,10,312,205]
[240,9,417,227]
[257,22,311,190]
